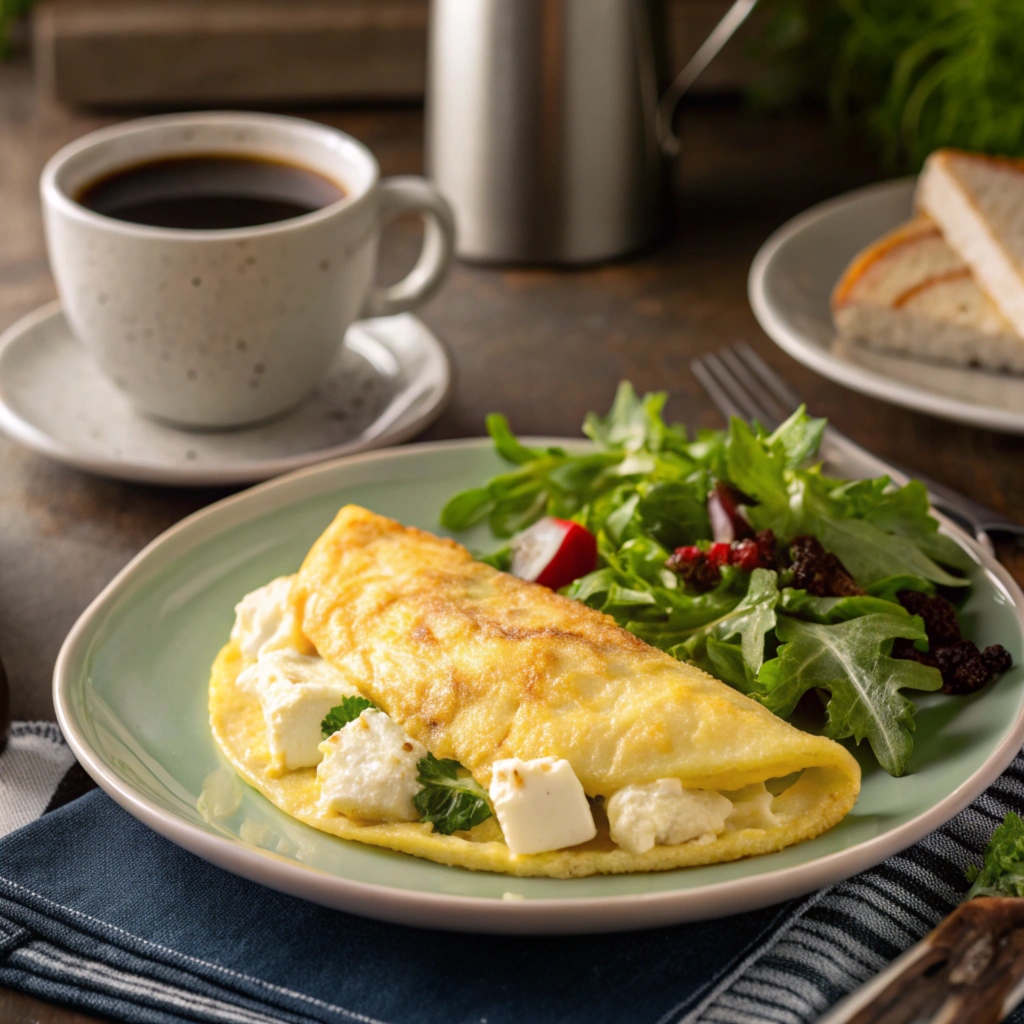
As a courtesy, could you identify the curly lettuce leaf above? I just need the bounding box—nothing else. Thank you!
[756,613,943,776]
[966,812,1024,899]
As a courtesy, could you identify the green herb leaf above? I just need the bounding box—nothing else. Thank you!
[672,568,780,678]
[779,588,910,624]
[636,482,711,551]
[414,753,493,835]
[583,382,687,454]
[321,696,378,738]
[756,613,943,776]
[966,812,1024,899]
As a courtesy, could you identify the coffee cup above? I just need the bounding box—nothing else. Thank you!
[40,111,455,429]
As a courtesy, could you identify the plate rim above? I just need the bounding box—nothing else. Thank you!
[53,437,1024,934]
[747,177,1024,435]
[0,300,452,487]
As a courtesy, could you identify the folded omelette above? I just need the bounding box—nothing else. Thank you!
[209,505,861,878]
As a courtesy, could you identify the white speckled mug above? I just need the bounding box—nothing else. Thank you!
[41,112,455,428]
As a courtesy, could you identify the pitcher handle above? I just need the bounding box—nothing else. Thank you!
[655,0,761,158]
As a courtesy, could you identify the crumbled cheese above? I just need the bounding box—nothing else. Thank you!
[318,710,426,822]
[240,647,361,771]
[231,576,297,661]
[489,756,597,856]
[725,783,779,832]
[606,779,733,855]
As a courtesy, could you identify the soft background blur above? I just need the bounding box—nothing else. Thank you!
[5,0,1024,170]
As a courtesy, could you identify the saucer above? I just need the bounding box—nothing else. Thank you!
[0,302,451,486]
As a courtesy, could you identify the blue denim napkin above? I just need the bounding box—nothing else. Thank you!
[3,755,1024,1024]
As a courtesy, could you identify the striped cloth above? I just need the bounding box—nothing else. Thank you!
[0,722,89,838]
[677,756,1024,1024]
[1,721,1022,1024]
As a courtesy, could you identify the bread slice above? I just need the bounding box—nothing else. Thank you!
[831,215,1024,374]
[916,149,1024,337]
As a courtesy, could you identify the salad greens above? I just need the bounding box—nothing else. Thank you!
[966,812,1024,899]
[414,753,494,835]
[321,696,379,738]
[442,382,975,777]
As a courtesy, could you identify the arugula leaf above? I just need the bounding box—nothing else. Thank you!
[811,513,969,588]
[767,406,827,467]
[672,569,780,678]
[583,382,687,454]
[832,478,973,572]
[865,575,936,602]
[706,638,759,693]
[724,417,789,511]
[779,588,909,624]
[485,413,555,465]
[966,812,1024,899]
[756,613,943,776]
[414,753,493,835]
[635,482,711,550]
[321,696,379,738]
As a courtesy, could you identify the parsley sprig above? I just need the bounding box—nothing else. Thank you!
[321,696,378,739]
[413,752,493,835]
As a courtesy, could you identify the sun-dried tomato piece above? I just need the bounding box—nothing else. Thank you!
[755,529,778,569]
[666,548,721,592]
[897,590,961,647]
[788,535,864,598]
[936,641,993,695]
[983,644,1013,676]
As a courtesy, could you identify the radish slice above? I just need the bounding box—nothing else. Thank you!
[510,518,598,590]
[707,482,752,543]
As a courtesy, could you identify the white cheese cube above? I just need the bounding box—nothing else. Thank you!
[607,779,733,855]
[243,648,361,771]
[318,710,426,822]
[726,783,778,832]
[231,576,297,661]
[489,757,596,856]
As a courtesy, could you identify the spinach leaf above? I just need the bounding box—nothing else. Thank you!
[756,613,943,776]
[414,753,493,835]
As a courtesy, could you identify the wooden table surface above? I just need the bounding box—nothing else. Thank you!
[1,56,1022,1024]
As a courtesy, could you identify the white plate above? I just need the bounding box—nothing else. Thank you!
[53,439,1024,934]
[0,301,450,486]
[748,179,1024,434]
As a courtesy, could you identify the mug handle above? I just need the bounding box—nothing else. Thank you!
[362,176,456,318]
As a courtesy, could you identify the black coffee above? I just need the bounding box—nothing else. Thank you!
[76,154,346,230]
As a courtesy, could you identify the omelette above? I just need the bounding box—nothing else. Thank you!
[209,505,861,878]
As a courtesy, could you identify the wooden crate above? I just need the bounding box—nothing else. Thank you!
[33,0,761,108]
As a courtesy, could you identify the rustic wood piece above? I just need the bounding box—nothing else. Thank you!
[1,55,1022,1024]
[841,898,1024,1024]
[32,0,764,108]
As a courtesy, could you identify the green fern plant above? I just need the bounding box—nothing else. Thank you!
[0,0,33,57]
[759,0,1024,169]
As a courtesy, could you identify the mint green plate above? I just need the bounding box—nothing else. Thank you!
[54,439,1024,933]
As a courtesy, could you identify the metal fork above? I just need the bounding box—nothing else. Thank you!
[691,344,1024,553]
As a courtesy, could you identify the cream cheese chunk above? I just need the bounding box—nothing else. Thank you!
[318,709,426,822]
[237,647,360,771]
[607,779,733,855]
[489,757,597,856]
[231,576,297,661]
[725,783,779,832]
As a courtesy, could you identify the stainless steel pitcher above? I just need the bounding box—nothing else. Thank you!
[425,0,758,264]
